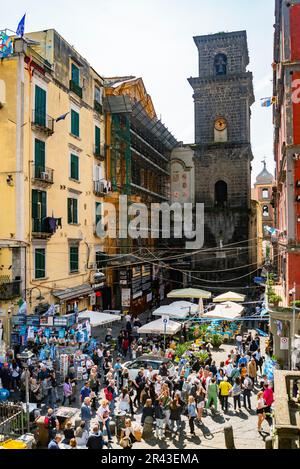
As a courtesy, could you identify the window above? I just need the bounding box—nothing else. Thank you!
[94,86,102,104]
[70,246,79,273]
[214,54,227,76]
[263,205,269,217]
[95,202,102,226]
[262,188,269,199]
[71,109,80,137]
[95,126,101,155]
[71,63,80,86]
[215,180,228,207]
[32,190,47,232]
[34,85,46,126]
[34,139,45,178]
[35,248,46,279]
[96,251,107,269]
[70,154,79,181]
[68,198,78,224]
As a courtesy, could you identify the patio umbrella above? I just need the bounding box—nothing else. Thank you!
[167,288,211,300]
[137,318,182,335]
[203,301,244,320]
[213,291,245,303]
[152,305,190,320]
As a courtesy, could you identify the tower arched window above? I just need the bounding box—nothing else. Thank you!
[214,54,227,76]
[215,180,228,207]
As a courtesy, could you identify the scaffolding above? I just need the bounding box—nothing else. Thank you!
[110,114,131,195]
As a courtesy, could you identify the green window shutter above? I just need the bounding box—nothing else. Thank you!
[35,139,45,177]
[68,198,72,224]
[35,85,46,126]
[95,126,100,154]
[73,198,78,224]
[71,64,80,86]
[71,110,80,137]
[32,190,38,219]
[70,246,79,272]
[70,154,79,180]
[35,249,45,279]
[41,191,47,219]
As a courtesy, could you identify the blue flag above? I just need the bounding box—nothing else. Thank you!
[16,14,26,37]
[56,112,69,122]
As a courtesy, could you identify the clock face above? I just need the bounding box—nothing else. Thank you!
[215,118,227,131]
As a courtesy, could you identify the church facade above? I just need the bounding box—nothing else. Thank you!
[188,31,255,284]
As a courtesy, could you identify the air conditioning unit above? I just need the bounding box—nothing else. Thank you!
[88,262,97,270]
[41,171,49,181]
[54,304,60,315]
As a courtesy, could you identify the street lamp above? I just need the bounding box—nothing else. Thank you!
[27,287,45,307]
[17,349,34,434]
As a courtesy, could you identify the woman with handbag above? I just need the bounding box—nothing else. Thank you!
[119,418,136,449]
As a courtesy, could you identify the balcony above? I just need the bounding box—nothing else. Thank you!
[94,144,106,161]
[32,218,56,239]
[94,100,103,115]
[0,280,21,300]
[31,111,54,136]
[93,180,112,197]
[32,165,54,185]
[69,80,82,98]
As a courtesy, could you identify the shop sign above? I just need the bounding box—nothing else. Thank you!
[26,315,40,327]
[280,337,289,350]
[40,316,54,327]
[122,289,131,307]
[132,291,142,300]
[11,315,26,326]
[54,317,68,327]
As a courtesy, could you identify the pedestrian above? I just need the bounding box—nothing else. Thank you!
[187,396,197,436]
[206,377,218,412]
[74,421,89,447]
[44,408,59,443]
[256,391,266,432]
[80,381,91,404]
[169,397,183,433]
[196,384,206,423]
[154,399,166,440]
[118,388,131,414]
[120,418,137,449]
[62,377,73,406]
[63,420,75,445]
[141,399,154,426]
[232,377,242,412]
[219,376,232,412]
[242,374,253,410]
[97,399,113,442]
[48,433,63,449]
[86,424,108,450]
[248,358,257,386]
[80,397,92,431]
[133,369,146,408]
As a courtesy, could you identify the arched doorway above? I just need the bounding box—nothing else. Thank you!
[215,180,228,207]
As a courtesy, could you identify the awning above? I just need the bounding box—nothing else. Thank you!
[52,284,94,302]
[213,291,245,303]
[167,288,211,300]
[78,310,122,327]
[138,318,182,335]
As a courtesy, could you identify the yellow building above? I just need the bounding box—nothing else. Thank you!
[0,30,109,343]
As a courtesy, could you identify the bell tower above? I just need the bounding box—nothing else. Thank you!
[188,31,255,283]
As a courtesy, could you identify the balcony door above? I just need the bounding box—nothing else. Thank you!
[34,139,45,178]
[34,85,46,126]
[32,190,47,232]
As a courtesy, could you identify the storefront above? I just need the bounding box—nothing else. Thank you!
[118,264,155,316]
[52,283,94,315]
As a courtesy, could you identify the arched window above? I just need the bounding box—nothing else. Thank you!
[215,180,228,207]
[263,205,269,217]
[214,54,227,76]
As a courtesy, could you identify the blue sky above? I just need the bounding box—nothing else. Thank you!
[2,0,275,183]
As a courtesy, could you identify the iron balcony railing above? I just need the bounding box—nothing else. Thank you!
[69,80,83,98]
[32,110,54,135]
[32,218,55,238]
[0,403,25,443]
[0,280,21,300]
[94,144,106,160]
[94,100,103,114]
[93,180,105,196]
[32,164,54,184]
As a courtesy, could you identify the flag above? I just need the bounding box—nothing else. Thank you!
[55,112,69,123]
[16,14,26,38]
[261,97,272,108]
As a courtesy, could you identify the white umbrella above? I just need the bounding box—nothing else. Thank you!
[203,301,244,320]
[152,305,189,320]
[167,288,211,299]
[78,311,122,327]
[213,291,245,303]
[138,319,182,335]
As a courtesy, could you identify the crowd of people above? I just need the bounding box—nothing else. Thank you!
[0,313,275,450]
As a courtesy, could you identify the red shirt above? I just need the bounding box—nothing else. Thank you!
[263,388,274,407]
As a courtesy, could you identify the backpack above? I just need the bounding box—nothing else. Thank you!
[122,339,129,350]
[104,387,113,401]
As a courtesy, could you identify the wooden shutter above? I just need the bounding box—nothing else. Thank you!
[73,199,78,224]
[68,198,72,223]
[95,126,100,153]
[71,110,79,137]
[32,190,38,219]
[35,139,45,177]
[35,249,45,279]
[71,154,79,180]
[70,246,79,272]
[71,64,80,85]
[35,85,46,126]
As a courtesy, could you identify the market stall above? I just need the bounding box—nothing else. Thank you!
[78,310,122,328]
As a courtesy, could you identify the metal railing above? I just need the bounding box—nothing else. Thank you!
[94,144,106,160]
[0,403,24,443]
[70,80,83,98]
[94,100,103,114]
[32,164,54,184]
[0,280,21,300]
[32,110,54,135]
[32,218,55,238]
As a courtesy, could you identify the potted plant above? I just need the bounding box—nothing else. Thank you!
[210,334,223,349]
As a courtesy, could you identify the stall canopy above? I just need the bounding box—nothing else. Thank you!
[213,291,245,303]
[53,284,93,302]
[203,301,244,320]
[152,301,198,320]
[167,288,212,300]
[78,311,121,327]
[138,319,182,335]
